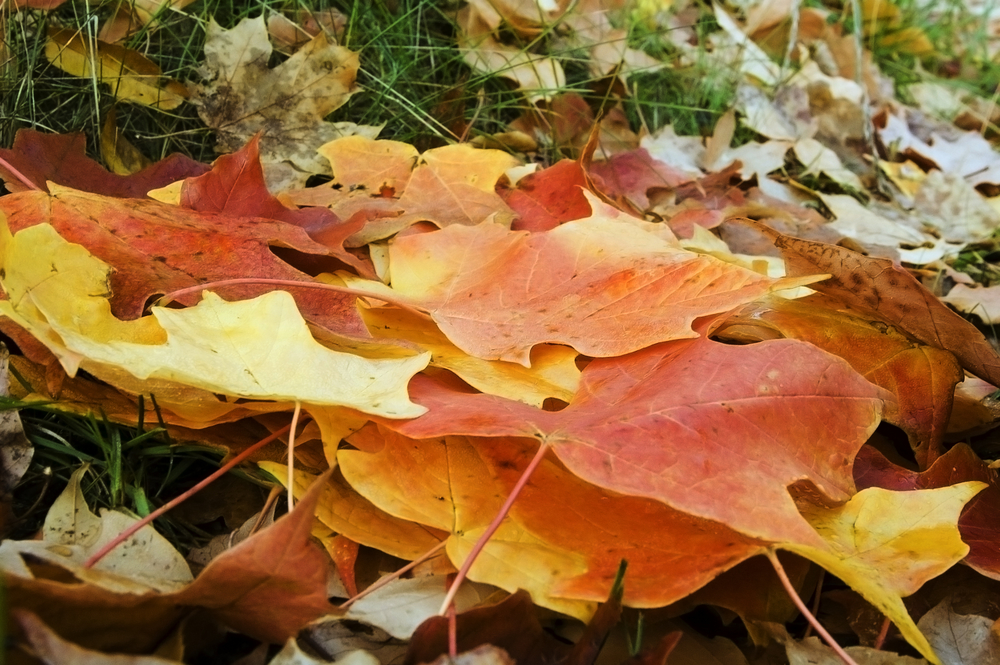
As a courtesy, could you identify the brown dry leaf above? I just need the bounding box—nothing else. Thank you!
[192,16,379,192]
[44,27,188,110]
[98,0,199,44]
[457,4,565,101]
[739,219,1000,402]
[917,597,1000,665]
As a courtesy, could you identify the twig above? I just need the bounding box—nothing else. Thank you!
[156,278,426,318]
[437,441,550,616]
[84,423,293,568]
[338,539,448,609]
[803,568,825,639]
[767,550,859,665]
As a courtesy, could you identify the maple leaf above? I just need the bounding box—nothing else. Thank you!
[337,424,766,616]
[0,221,429,416]
[340,204,811,365]
[717,294,964,468]
[360,306,581,407]
[261,462,447,561]
[0,129,208,196]
[192,16,380,192]
[303,136,520,246]
[380,333,888,547]
[178,136,375,277]
[502,159,594,232]
[0,184,369,339]
[784,483,984,663]
[740,219,1000,387]
[854,443,1000,581]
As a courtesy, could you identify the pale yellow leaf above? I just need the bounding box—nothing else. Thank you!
[0,219,430,417]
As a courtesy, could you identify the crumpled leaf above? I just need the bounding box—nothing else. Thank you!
[340,207,813,365]
[0,129,208,196]
[45,27,188,110]
[0,221,429,416]
[192,16,379,191]
[784,483,985,664]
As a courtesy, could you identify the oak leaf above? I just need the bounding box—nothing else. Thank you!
[192,16,379,192]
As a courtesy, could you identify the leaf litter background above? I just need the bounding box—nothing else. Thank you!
[4,0,1000,664]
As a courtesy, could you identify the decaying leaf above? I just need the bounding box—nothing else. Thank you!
[193,16,379,191]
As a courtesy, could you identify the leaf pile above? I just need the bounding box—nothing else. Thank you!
[4,1,1000,664]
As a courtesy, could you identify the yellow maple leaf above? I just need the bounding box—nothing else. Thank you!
[784,483,986,664]
[44,27,188,110]
[0,218,429,418]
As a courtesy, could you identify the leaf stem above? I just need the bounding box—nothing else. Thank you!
[337,539,448,609]
[766,550,859,665]
[0,155,43,191]
[437,441,550,616]
[288,401,302,512]
[156,278,423,316]
[83,423,293,569]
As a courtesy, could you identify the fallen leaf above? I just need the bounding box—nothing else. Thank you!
[917,597,1000,665]
[45,27,188,110]
[175,468,338,643]
[100,106,152,175]
[381,333,887,547]
[0,129,208,196]
[340,209,806,365]
[504,159,595,232]
[0,184,370,338]
[942,284,1000,324]
[0,465,192,592]
[192,16,378,191]
[588,148,691,211]
[404,590,570,665]
[716,294,963,468]
[456,5,565,101]
[785,483,985,663]
[854,443,1000,581]
[0,221,429,415]
[177,136,373,276]
[262,463,447,561]
[737,219,1000,387]
[343,575,482,639]
[13,610,186,665]
[912,171,1000,244]
[340,425,767,615]
[360,306,580,407]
